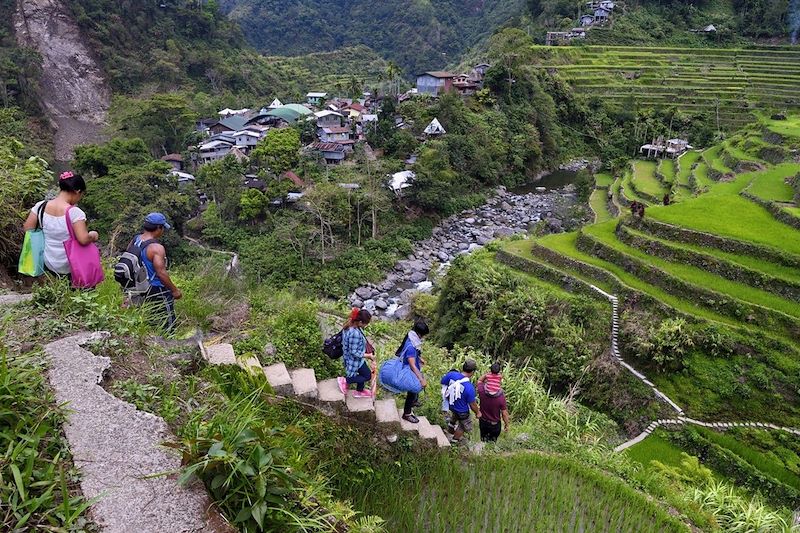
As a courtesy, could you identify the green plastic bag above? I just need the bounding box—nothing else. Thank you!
[18,202,46,277]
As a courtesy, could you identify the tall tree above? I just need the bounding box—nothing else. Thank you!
[251,127,301,175]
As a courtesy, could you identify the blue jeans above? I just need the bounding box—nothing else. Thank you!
[346,362,371,391]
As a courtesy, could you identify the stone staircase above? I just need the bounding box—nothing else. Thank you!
[202,342,451,448]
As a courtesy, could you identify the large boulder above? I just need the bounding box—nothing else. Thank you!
[409,271,427,283]
[355,286,373,299]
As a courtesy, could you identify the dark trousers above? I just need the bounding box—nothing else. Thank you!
[403,391,418,415]
[346,361,371,391]
[479,419,502,442]
[143,285,176,332]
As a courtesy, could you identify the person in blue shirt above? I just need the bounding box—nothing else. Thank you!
[338,309,374,399]
[134,213,181,332]
[398,320,429,423]
[440,359,481,443]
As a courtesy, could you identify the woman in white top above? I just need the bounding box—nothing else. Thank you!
[22,171,99,276]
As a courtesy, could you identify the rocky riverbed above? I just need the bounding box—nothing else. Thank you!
[349,185,579,319]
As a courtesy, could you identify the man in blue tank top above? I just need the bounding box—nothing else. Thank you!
[136,213,181,332]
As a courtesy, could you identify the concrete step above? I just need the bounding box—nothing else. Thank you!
[205,343,236,365]
[374,399,401,432]
[290,368,318,398]
[428,423,451,448]
[317,378,345,404]
[345,393,375,422]
[416,416,439,444]
[397,408,421,434]
[263,363,293,395]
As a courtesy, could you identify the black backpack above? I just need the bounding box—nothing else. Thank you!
[323,329,344,359]
[114,238,157,293]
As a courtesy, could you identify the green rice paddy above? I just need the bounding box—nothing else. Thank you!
[676,152,700,188]
[595,172,615,187]
[747,170,796,203]
[583,221,800,319]
[590,189,612,223]
[350,453,688,533]
[632,161,668,199]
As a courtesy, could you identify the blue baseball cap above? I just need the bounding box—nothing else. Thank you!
[144,212,171,230]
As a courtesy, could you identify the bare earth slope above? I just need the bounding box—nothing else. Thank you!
[13,0,109,161]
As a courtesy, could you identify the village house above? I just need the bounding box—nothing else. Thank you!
[416,71,456,96]
[318,125,352,145]
[307,92,328,106]
[473,63,491,78]
[199,139,234,163]
[268,98,283,109]
[209,115,249,136]
[639,137,692,158]
[281,170,306,190]
[423,118,446,137]
[593,7,612,21]
[309,142,346,164]
[161,153,183,171]
[233,130,262,152]
[170,170,196,188]
[218,108,250,118]
[196,118,217,134]
[314,110,344,128]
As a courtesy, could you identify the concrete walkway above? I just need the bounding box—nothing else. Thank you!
[588,286,800,452]
[44,333,232,533]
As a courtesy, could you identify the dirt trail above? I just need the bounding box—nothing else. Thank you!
[13,0,110,161]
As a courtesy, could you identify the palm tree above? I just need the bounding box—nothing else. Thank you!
[385,61,403,97]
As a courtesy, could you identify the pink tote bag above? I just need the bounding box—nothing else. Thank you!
[63,206,105,288]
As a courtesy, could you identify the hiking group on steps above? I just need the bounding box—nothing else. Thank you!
[19,170,182,331]
[331,308,511,445]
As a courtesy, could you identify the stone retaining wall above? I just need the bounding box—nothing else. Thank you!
[618,224,800,301]
[637,218,800,268]
[740,188,800,231]
[576,230,800,341]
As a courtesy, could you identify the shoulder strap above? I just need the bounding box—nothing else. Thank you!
[36,201,47,230]
[64,205,76,240]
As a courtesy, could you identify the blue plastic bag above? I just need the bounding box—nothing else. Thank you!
[379,358,423,394]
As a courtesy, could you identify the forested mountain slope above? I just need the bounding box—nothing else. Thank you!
[219,0,527,75]
[528,0,795,46]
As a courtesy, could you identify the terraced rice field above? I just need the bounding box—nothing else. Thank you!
[649,164,800,255]
[631,161,667,201]
[353,453,687,533]
[530,46,800,130]
[747,169,796,202]
[590,189,612,222]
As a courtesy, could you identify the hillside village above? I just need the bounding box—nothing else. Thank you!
[167,63,490,206]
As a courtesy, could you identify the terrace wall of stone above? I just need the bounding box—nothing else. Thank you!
[638,218,800,269]
[740,188,800,230]
[495,243,680,322]
[576,229,800,340]
[618,223,800,301]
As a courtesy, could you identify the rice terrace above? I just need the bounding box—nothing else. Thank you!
[3,0,800,531]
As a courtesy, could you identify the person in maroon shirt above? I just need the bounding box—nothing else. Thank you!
[477,363,510,442]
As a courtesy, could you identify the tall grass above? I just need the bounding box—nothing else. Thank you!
[0,340,95,530]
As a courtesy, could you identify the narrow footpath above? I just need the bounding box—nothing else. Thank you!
[587,286,800,451]
[44,332,232,532]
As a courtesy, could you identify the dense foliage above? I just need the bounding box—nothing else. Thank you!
[434,250,608,391]
[220,0,526,75]
[527,0,793,44]
[0,137,52,274]
[68,0,387,101]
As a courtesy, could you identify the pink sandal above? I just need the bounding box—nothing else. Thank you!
[337,377,348,395]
